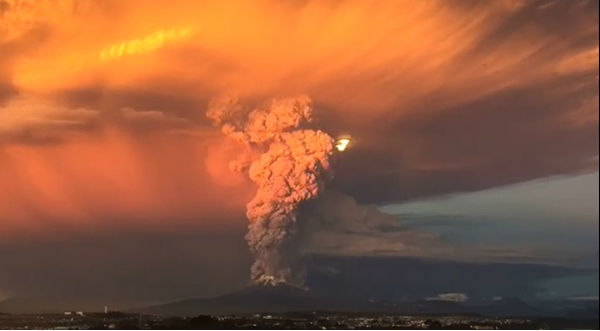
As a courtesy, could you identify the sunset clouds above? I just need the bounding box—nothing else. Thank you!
[0,0,598,239]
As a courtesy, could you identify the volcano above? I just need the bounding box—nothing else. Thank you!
[136,284,366,316]
[132,258,597,317]
[134,284,473,317]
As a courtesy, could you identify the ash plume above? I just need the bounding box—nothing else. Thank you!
[207,95,334,286]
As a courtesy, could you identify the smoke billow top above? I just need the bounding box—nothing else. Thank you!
[207,95,334,286]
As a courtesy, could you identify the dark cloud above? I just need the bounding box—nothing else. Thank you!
[332,73,598,202]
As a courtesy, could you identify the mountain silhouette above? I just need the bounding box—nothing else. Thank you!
[137,284,330,315]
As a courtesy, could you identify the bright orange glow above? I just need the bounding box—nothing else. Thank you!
[335,138,351,152]
[0,129,252,240]
[9,0,594,105]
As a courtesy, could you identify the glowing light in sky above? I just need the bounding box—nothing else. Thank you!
[335,137,351,151]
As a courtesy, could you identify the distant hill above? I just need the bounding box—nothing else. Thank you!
[134,285,598,318]
[475,297,543,317]
[133,285,480,316]
[135,284,362,315]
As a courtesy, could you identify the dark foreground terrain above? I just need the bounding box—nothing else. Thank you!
[1,312,598,330]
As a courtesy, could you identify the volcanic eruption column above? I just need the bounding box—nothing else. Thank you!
[207,95,334,286]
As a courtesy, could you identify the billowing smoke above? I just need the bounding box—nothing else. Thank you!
[207,95,334,286]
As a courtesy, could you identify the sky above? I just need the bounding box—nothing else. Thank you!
[0,0,598,303]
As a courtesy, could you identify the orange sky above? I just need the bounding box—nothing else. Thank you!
[0,0,597,240]
[0,128,252,239]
